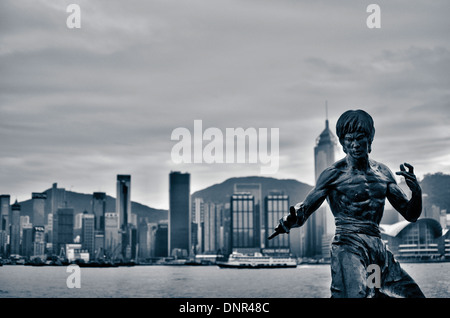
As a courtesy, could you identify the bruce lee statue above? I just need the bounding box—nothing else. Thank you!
[269,109,425,298]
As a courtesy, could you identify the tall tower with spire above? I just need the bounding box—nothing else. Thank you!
[304,102,337,258]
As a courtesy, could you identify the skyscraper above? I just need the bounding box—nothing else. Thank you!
[304,111,337,258]
[116,175,131,230]
[92,192,106,231]
[21,224,33,258]
[10,201,21,255]
[230,192,256,250]
[0,195,10,234]
[203,202,218,253]
[82,212,95,258]
[116,175,132,260]
[53,208,74,254]
[191,197,204,254]
[104,212,119,258]
[168,171,190,257]
[265,192,290,250]
[47,183,66,219]
[92,192,106,257]
[234,184,262,248]
[32,192,47,227]
[32,226,46,257]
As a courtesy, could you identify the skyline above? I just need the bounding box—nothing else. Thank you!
[1,1,449,210]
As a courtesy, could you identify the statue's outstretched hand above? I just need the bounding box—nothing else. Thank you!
[395,163,421,193]
[268,206,300,240]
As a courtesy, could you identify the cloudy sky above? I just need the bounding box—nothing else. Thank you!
[1,0,449,210]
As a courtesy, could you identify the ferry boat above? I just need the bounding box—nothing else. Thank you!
[217,251,297,269]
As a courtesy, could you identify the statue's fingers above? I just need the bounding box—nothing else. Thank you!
[400,164,406,172]
[396,171,415,180]
[290,206,296,217]
[404,162,414,174]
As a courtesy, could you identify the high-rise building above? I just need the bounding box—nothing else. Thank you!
[47,183,66,222]
[32,193,47,227]
[203,202,218,253]
[230,192,256,250]
[10,201,21,255]
[146,223,158,258]
[92,192,106,231]
[0,230,7,257]
[191,197,204,254]
[221,202,232,255]
[168,171,190,257]
[104,212,119,258]
[33,226,46,257]
[116,175,132,259]
[234,184,262,247]
[264,192,290,250]
[21,224,33,258]
[138,220,149,260]
[304,114,337,259]
[0,195,10,234]
[116,175,131,230]
[82,213,95,258]
[53,208,74,254]
[155,221,168,257]
[92,192,106,258]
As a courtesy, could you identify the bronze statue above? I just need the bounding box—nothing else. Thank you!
[269,109,425,298]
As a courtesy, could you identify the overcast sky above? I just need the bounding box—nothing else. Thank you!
[1,0,449,210]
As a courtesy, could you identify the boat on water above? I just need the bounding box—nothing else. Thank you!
[217,252,297,269]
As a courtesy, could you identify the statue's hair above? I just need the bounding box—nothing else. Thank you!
[336,109,375,146]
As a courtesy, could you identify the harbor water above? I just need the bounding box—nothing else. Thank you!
[0,262,448,298]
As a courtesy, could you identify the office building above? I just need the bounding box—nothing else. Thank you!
[146,223,158,258]
[82,213,95,258]
[92,192,106,231]
[104,212,119,258]
[264,192,290,251]
[47,183,66,222]
[0,195,10,234]
[53,208,74,254]
[33,226,46,257]
[21,224,33,258]
[155,221,168,257]
[116,175,131,230]
[234,184,262,247]
[191,197,204,254]
[10,201,21,255]
[230,192,256,250]
[169,171,190,257]
[32,193,47,227]
[203,202,218,253]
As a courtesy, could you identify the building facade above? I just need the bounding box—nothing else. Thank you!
[381,218,449,260]
[32,193,47,227]
[10,201,21,255]
[264,192,290,250]
[169,171,190,257]
[230,192,256,250]
[53,208,74,254]
[82,213,95,258]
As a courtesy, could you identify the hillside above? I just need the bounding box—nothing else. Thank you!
[191,176,313,206]
[19,188,167,224]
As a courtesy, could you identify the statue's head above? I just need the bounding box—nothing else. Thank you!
[336,109,375,157]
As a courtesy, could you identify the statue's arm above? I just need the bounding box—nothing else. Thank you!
[273,166,337,235]
[385,163,422,222]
